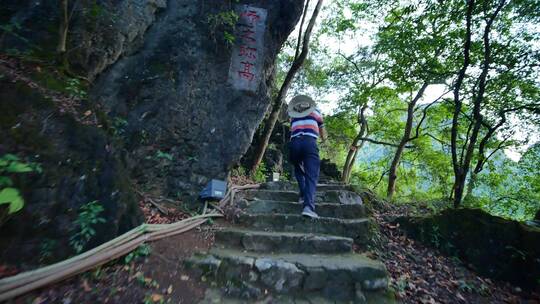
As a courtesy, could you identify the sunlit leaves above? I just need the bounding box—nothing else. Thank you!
[0,188,24,214]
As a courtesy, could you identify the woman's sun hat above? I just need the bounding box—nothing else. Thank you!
[287,95,317,118]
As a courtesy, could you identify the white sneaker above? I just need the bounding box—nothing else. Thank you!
[301,207,319,219]
[298,197,304,204]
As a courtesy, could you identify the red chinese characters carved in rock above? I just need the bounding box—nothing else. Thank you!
[239,46,257,60]
[239,28,256,43]
[238,61,255,81]
[240,10,261,25]
[234,8,264,85]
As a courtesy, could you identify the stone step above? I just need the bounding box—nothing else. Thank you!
[199,288,396,304]
[236,213,372,245]
[215,228,353,254]
[260,181,354,192]
[242,200,366,219]
[238,189,363,205]
[317,183,355,191]
[185,248,389,302]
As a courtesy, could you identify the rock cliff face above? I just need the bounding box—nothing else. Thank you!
[0,0,303,262]
[0,78,142,263]
[92,0,303,198]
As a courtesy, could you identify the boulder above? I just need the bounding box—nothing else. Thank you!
[320,159,341,181]
[91,0,304,198]
[0,0,166,80]
[2,0,304,199]
[264,147,283,173]
[0,0,304,264]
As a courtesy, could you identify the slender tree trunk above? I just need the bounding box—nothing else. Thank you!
[386,83,428,200]
[341,104,368,183]
[450,0,475,207]
[452,0,506,208]
[465,172,477,199]
[345,148,360,182]
[342,138,361,183]
[342,144,357,183]
[250,0,324,175]
[57,0,73,73]
[57,0,69,54]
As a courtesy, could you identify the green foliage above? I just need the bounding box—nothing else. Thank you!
[252,162,267,183]
[111,117,128,136]
[462,145,540,221]
[231,165,247,177]
[223,31,235,45]
[84,1,106,20]
[297,0,540,220]
[69,200,106,254]
[0,188,24,215]
[124,244,152,264]
[0,154,41,222]
[65,78,87,99]
[279,170,291,182]
[319,111,358,165]
[0,21,31,47]
[39,239,57,263]
[155,150,173,161]
[207,10,239,45]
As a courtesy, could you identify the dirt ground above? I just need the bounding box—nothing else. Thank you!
[8,223,220,304]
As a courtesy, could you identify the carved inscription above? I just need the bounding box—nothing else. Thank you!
[228,5,267,92]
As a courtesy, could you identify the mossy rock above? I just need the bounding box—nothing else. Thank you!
[0,79,142,266]
[395,208,540,290]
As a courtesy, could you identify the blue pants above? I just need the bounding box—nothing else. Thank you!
[289,136,320,212]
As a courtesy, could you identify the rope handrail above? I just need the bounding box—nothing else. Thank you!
[0,183,260,302]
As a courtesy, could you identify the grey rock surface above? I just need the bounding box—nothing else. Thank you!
[0,0,166,80]
[236,213,373,245]
[0,0,302,266]
[243,200,366,218]
[215,228,353,254]
[91,0,303,198]
[238,189,364,205]
[255,258,304,292]
[0,79,143,264]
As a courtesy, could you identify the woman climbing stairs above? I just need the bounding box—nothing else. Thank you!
[186,182,395,303]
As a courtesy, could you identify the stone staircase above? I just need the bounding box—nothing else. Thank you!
[185,181,395,303]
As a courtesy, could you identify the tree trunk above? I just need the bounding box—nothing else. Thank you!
[250,0,324,175]
[452,0,505,208]
[342,140,362,183]
[453,171,467,207]
[341,104,368,183]
[450,0,475,207]
[342,148,355,183]
[465,172,477,200]
[386,83,428,200]
[57,0,69,54]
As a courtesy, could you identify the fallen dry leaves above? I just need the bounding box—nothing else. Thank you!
[0,55,97,126]
[370,202,540,304]
[138,196,190,224]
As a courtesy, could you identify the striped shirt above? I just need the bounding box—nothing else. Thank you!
[290,108,324,139]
